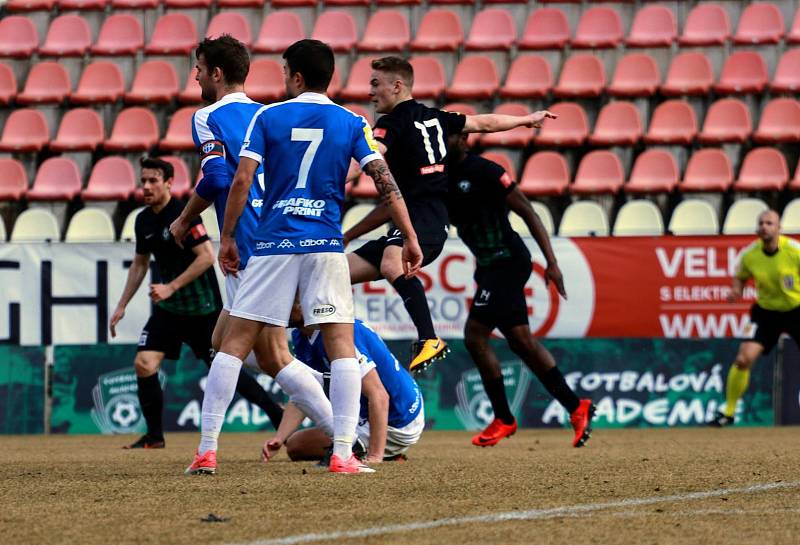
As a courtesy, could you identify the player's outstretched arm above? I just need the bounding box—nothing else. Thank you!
[362,158,423,276]
[463,110,558,134]
[110,252,150,337]
[362,369,389,463]
[728,277,745,303]
[170,192,213,247]
[506,186,567,300]
[262,402,306,462]
[149,240,215,303]
[343,205,391,246]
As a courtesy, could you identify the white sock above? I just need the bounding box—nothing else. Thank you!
[275,359,334,436]
[329,357,361,460]
[198,352,242,455]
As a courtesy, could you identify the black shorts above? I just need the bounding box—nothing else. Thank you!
[468,256,532,331]
[353,227,447,275]
[746,303,800,353]
[137,306,219,361]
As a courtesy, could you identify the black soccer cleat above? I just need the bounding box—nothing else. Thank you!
[708,412,735,427]
[122,434,165,449]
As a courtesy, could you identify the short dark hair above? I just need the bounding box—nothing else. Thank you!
[371,56,414,88]
[195,35,250,85]
[283,39,335,91]
[140,157,174,181]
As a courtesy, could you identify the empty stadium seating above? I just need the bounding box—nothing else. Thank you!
[734,147,789,192]
[753,99,800,143]
[661,52,714,96]
[27,157,83,201]
[679,3,730,46]
[447,56,499,100]
[501,55,551,98]
[781,199,800,233]
[0,64,16,105]
[253,11,305,54]
[206,12,252,46]
[65,208,116,242]
[481,103,533,148]
[312,11,357,52]
[409,57,446,99]
[681,149,733,193]
[51,108,104,152]
[72,61,125,104]
[519,8,570,50]
[10,209,60,242]
[626,5,675,48]
[105,108,160,151]
[559,201,609,237]
[572,7,622,49]
[92,14,143,55]
[145,13,197,55]
[613,201,664,236]
[626,149,679,194]
[519,152,569,197]
[0,159,28,201]
[771,49,800,93]
[553,54,605,98]
[82,157,136,201]
[160,107,197,151]
[734,2,783,45]
[40,14,91,57]
[411,9,462,51]
[535,102,588,147]
[698,99,752,144]
[572,151,624,195]
[125,60,179,104]
[588,101,641,146]
[722,199,768,235]
[669,200,719,235]
[245,59,285,103]
[608,53,660,97]
[18,62,71,104]
[0,109,49,152]
[0,16,38,58]
[465,8,515,51]
[644,100,697,145]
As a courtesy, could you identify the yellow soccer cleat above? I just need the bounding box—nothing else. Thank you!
[409,337,449,374]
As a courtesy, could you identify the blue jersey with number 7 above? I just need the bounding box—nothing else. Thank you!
[240,92,382,256]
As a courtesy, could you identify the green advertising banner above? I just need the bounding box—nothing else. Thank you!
[49,338,774,435]
[0,346,44,434]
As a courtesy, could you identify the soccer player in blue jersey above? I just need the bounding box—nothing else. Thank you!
[169,36,337,457]
[263,310,424,464]
[186,39,422,475]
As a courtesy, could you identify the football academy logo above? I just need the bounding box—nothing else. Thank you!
[202,142,215,154]
[458,180,471,192]
[455,362,531,430]
[90,369,167,434]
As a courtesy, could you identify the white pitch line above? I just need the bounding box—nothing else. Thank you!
[231,481,800,545]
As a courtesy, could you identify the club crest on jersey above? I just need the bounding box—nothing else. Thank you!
[458,180,471,192]
[162,227,170,240]
[199,140,224,160]
[784,276,795,290]
[312,304,336,317]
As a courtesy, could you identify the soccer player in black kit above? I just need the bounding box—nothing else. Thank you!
[109,157,282,449]
[447,134,595,448]
[345,56,556,372]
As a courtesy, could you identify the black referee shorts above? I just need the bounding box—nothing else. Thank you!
[468,256,532,332]
[745,303,800,353]
[137,306,219,362]
[353,227,447,274]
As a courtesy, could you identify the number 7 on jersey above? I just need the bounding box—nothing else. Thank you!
[291,128,324,189]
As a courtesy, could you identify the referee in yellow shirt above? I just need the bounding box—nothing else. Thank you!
[711,210,800,426]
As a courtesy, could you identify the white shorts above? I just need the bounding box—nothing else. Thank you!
[223,272,243,312]
[356,407,425,458]
[230,253,354,327]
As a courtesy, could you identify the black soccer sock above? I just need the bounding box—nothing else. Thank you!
[483,376,515,425]
[136,373,164,440]
[535,367,580,414]
[235,370,284,429]
[392,275,436,340]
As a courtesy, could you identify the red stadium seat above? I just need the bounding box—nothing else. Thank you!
[39,14,91,57]
[734,2,784,45]
[411,9,462,52]
[51,108,104,152]
[465,8,516,51]
[339,57,374,101]
[325,0,367,5]
[178,68,202,104]
[219,0,263,7]
[18,62,71,104]
[0,109,49,152]
[519,8,570,50]
[161,157,192,199]
[534,102,588,147]
[111,0,158,7]
[0,16,39,58]
[27,158,82,201]
[206,13,252,47]
[644,100,697,145]
[553,54,605,98]
[409,57,446,99]
[83,157,136,201]
[713,51,768,95]
[443,102,476,116]
[72,61,125,104]
[626,5,676,47]
[160,107,197,151]
[105,108,159,152]
[145,14,197,55]
[343,103,373,126]
[359,10,410,52]
[680,149,733,192]
[125,60,178,104]
[572,7,623,49]
[500,55,552,99]
[253,12,305,54]
[377,0,420,5]
[754,98,800,143]
[481,103,533,148]
[481,151,516,181]
[789,10,800,44]
[245,58,286,103]
[328,67,342,99]
[351,174,379,199]
[588,101,642,146]
[519,152,569,196]
[6,0,55,11]
[58,0,108,8]
[626,149,679,194]
[0,64,17,105]
[272,0,316,6]
[572,150,624,195]
[791,161,800,191]
[91,14,143,56]
[165,0,211,7]
[447,56,499,100]
[770,49,800,93]
[698,98,751,144]
[312,11,357,53]
[679,4,730,46]
[608,53,660,97]
[661,52,713,96]
[734,147,789,192]
[0,159,28,201]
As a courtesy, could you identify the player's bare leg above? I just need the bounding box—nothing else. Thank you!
[125,351,166,449]
[710,341,763,427]
[380,245,447,372]
[347,252,381,284]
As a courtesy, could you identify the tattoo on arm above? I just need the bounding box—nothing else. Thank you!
[363,160,403,205]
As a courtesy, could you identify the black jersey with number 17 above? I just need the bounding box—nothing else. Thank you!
[373,100,466,238]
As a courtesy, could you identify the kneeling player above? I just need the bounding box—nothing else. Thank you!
[263,310,424,463]
[448,134,595,448]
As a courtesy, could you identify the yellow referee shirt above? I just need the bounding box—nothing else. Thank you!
[736,235,800,311]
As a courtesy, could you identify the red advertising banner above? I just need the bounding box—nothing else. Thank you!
[351,235,758,339]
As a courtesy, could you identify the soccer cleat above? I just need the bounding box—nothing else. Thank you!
[122,435,165,449]
[709,412,735,427]
[329,454,375,474]
[409,337,449,374]
[570,399,596,448]
[185,449,217,475]
[471,418,517,447]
